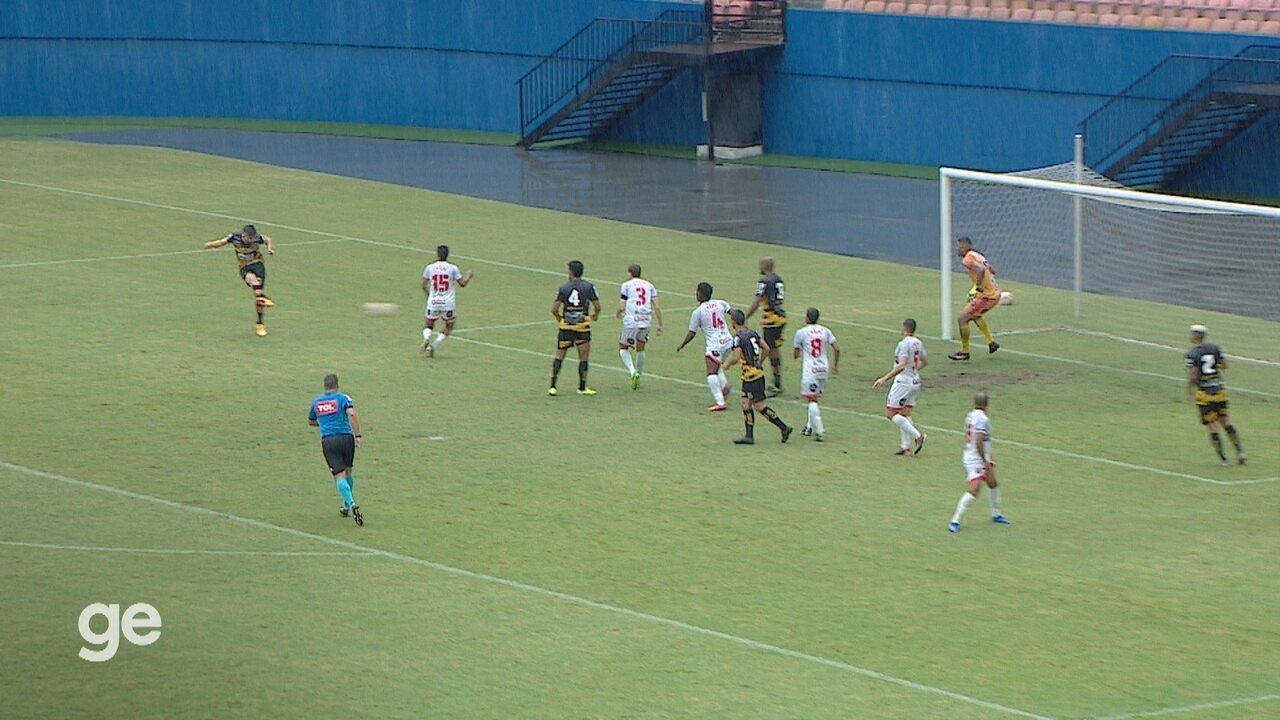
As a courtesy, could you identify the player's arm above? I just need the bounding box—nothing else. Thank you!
[347,407,363,448]
[204,236,229,249]
[917,353,927,372]
[676,313,698,351]
[616,294,627,320]
[458,270,474,287]
[873,357,907,388]
[263,234,275,255]
[722,346,743,370]
[307,406,318,427]
[590,297,601,322]
[966,259,987,288]
[1186,363,1199,400]
[550,298,564,322]
[975,429,995,479]
[831,341,841,375]
[422,276,432,295]
[653,295,664,334]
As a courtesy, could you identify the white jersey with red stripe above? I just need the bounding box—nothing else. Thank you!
[893,335,926,386]
[689,300,733,353]
[423,261,463,310]
[792,323,837,376]
[963,409,993,470]
[620,278,658,329]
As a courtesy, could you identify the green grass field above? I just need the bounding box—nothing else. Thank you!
[1,137,1277,720]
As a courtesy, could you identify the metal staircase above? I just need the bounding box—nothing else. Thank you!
[1082,46,1280,189]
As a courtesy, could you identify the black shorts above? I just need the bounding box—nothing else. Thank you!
[557,328,591,349]
[742,377,768,402]
[762,326,785,350]
[239,262,266,286]
[321,434,356,475]
[1197,400,1228,425]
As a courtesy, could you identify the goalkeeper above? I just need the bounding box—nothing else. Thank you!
[948,236,1001,361]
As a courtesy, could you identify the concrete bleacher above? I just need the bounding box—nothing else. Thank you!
[819,0,1280,33]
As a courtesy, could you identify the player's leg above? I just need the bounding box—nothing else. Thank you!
[429,314,454,354]
[755,392,792,442]
[986,474,1011,524]
[1219,407,1246,464]
[619,330,637,375]
[704,353,727,410]
[635,337,647,375]
[764,328,783,394]
[422,314,437,354]
[735,390,755,444]
[1202,409,1229,465]
[951,309,974,359]
[243,266,270,335]
[575,337,595,395]
[950,475,984,532]
[549,332,571,395]
[974,316,999,353]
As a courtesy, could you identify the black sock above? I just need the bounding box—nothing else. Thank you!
[551,358,563,387]
[1225,425,1242,452]
[770,358,782,388]
[761,405,788,430]
[257,310,264,323]
[1210,432,1226,460]
[743,409,755,438]
[578,361,589,391]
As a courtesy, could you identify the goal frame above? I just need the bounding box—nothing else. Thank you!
[938,145,1280,340]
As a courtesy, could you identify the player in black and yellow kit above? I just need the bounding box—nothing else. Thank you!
[1185,324,1246,467]
[204,224,275,336]
[725,309,793,445]
[550,260,601,396]
[745,256,787,395]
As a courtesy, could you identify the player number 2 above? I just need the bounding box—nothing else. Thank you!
[1200,354,1216,374]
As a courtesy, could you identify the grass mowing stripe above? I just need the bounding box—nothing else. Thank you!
[1083,693,1280,720]
[450,335,1263,487]
[4,175,1276,400]
[0,237,344,269]
[0,459,1056,720]
[0,540,374,557]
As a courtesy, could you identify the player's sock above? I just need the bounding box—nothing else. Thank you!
[988,486,1002,516]
[619,349,636,374]
[550,358,563,388]
[335,477,355,509]
[891,414,920,448]
[707,375,725,405]
[422,327,432,344]
[761,406,787,430]
[959,324,972,353]
[743,408,755,439]
[1210,432,1226,460]
[636,351,646,374]
[975,317,995,344]
[346,472,355,495]
[809,402,825,436]
[1225,425,1243,452]
[716,368,728,390]
[951,492,975,525]
[770,358,782,389]
[578,361,589,391]
[430,333,448,351]
[257,309,264,323]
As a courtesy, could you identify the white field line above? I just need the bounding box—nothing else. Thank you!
[1084,693,1280,720]
[452,335,1278,487]
[0,539,373,557]
[0,237,343,269]
[1062,328,1280,368]
[3,177,1276,398]
[0,460,1053,720]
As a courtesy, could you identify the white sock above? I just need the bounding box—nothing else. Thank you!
[422,327,432,343]
[430,333,448,350]
[891,414,921,448]
[707,374,725,405]
[988,487,1002,516]
[808,402,824,435]
[716,369,727,390]
[636,351,646,374]
[951,492,976,524]
[620,349,636,374]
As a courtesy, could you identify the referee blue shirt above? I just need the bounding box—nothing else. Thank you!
[308,392,354,437]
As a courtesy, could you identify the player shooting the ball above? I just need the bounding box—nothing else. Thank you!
[205,224,275,336]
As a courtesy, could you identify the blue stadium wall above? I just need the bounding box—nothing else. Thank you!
[3,0,1278,190]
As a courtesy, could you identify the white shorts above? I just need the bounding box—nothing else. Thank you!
[425,303,456,322]
[964,460,990,482]
[801,372,828,399]
[887,381,920,410]
[619,325,651,348]
[705,339,733,366]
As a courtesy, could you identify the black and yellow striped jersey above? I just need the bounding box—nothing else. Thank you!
[556,278,598,331]
[227,233,265,268]
[755,272,786,328]
[1186,342,1227,402]
[734,328,767,382]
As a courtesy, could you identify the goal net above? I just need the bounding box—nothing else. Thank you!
[940,163,1280,358]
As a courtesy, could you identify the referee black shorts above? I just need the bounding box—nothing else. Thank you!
[321,434,356,475]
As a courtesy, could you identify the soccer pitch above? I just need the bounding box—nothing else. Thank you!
[2,138,1277,720]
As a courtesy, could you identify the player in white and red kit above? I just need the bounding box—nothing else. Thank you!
[675,281,734,411]
[873,318,928,455]
[791,307,839,441]
[949,392,1013,532]
[420,245,473,357]
[616,264,663,389]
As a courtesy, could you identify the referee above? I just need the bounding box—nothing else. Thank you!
[307,374,364,526]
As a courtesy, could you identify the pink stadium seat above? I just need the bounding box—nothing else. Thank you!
[1261,18,1280,29]
[1034,7,1058,18]
[823,0,844,9]
[1073,1,1096,11]
[949,4,970,16]
[1166,14,1191,24]
[1212,15,1238,26]
[927,3,949,14]
[863,0,886,12]
[885,1,907,13]
[906,1,928,12]
[1079,10,1101,21]
[990,6,1014,16]
[1188,15,1213,26]
[1142,13,1166,24]
[1055,9,1080,20]
[970,6,994,17]
[845,0,867,10]
[1033,0,1052,9]
[1012,6,1035,18]
[1099,11,1122,21]
[970,0,991,7]
[1234,15,1260,26]
[1120,11,1143,22]
[1180,7,1202,17]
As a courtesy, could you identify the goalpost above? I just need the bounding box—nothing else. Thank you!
[939,143,1280,345]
